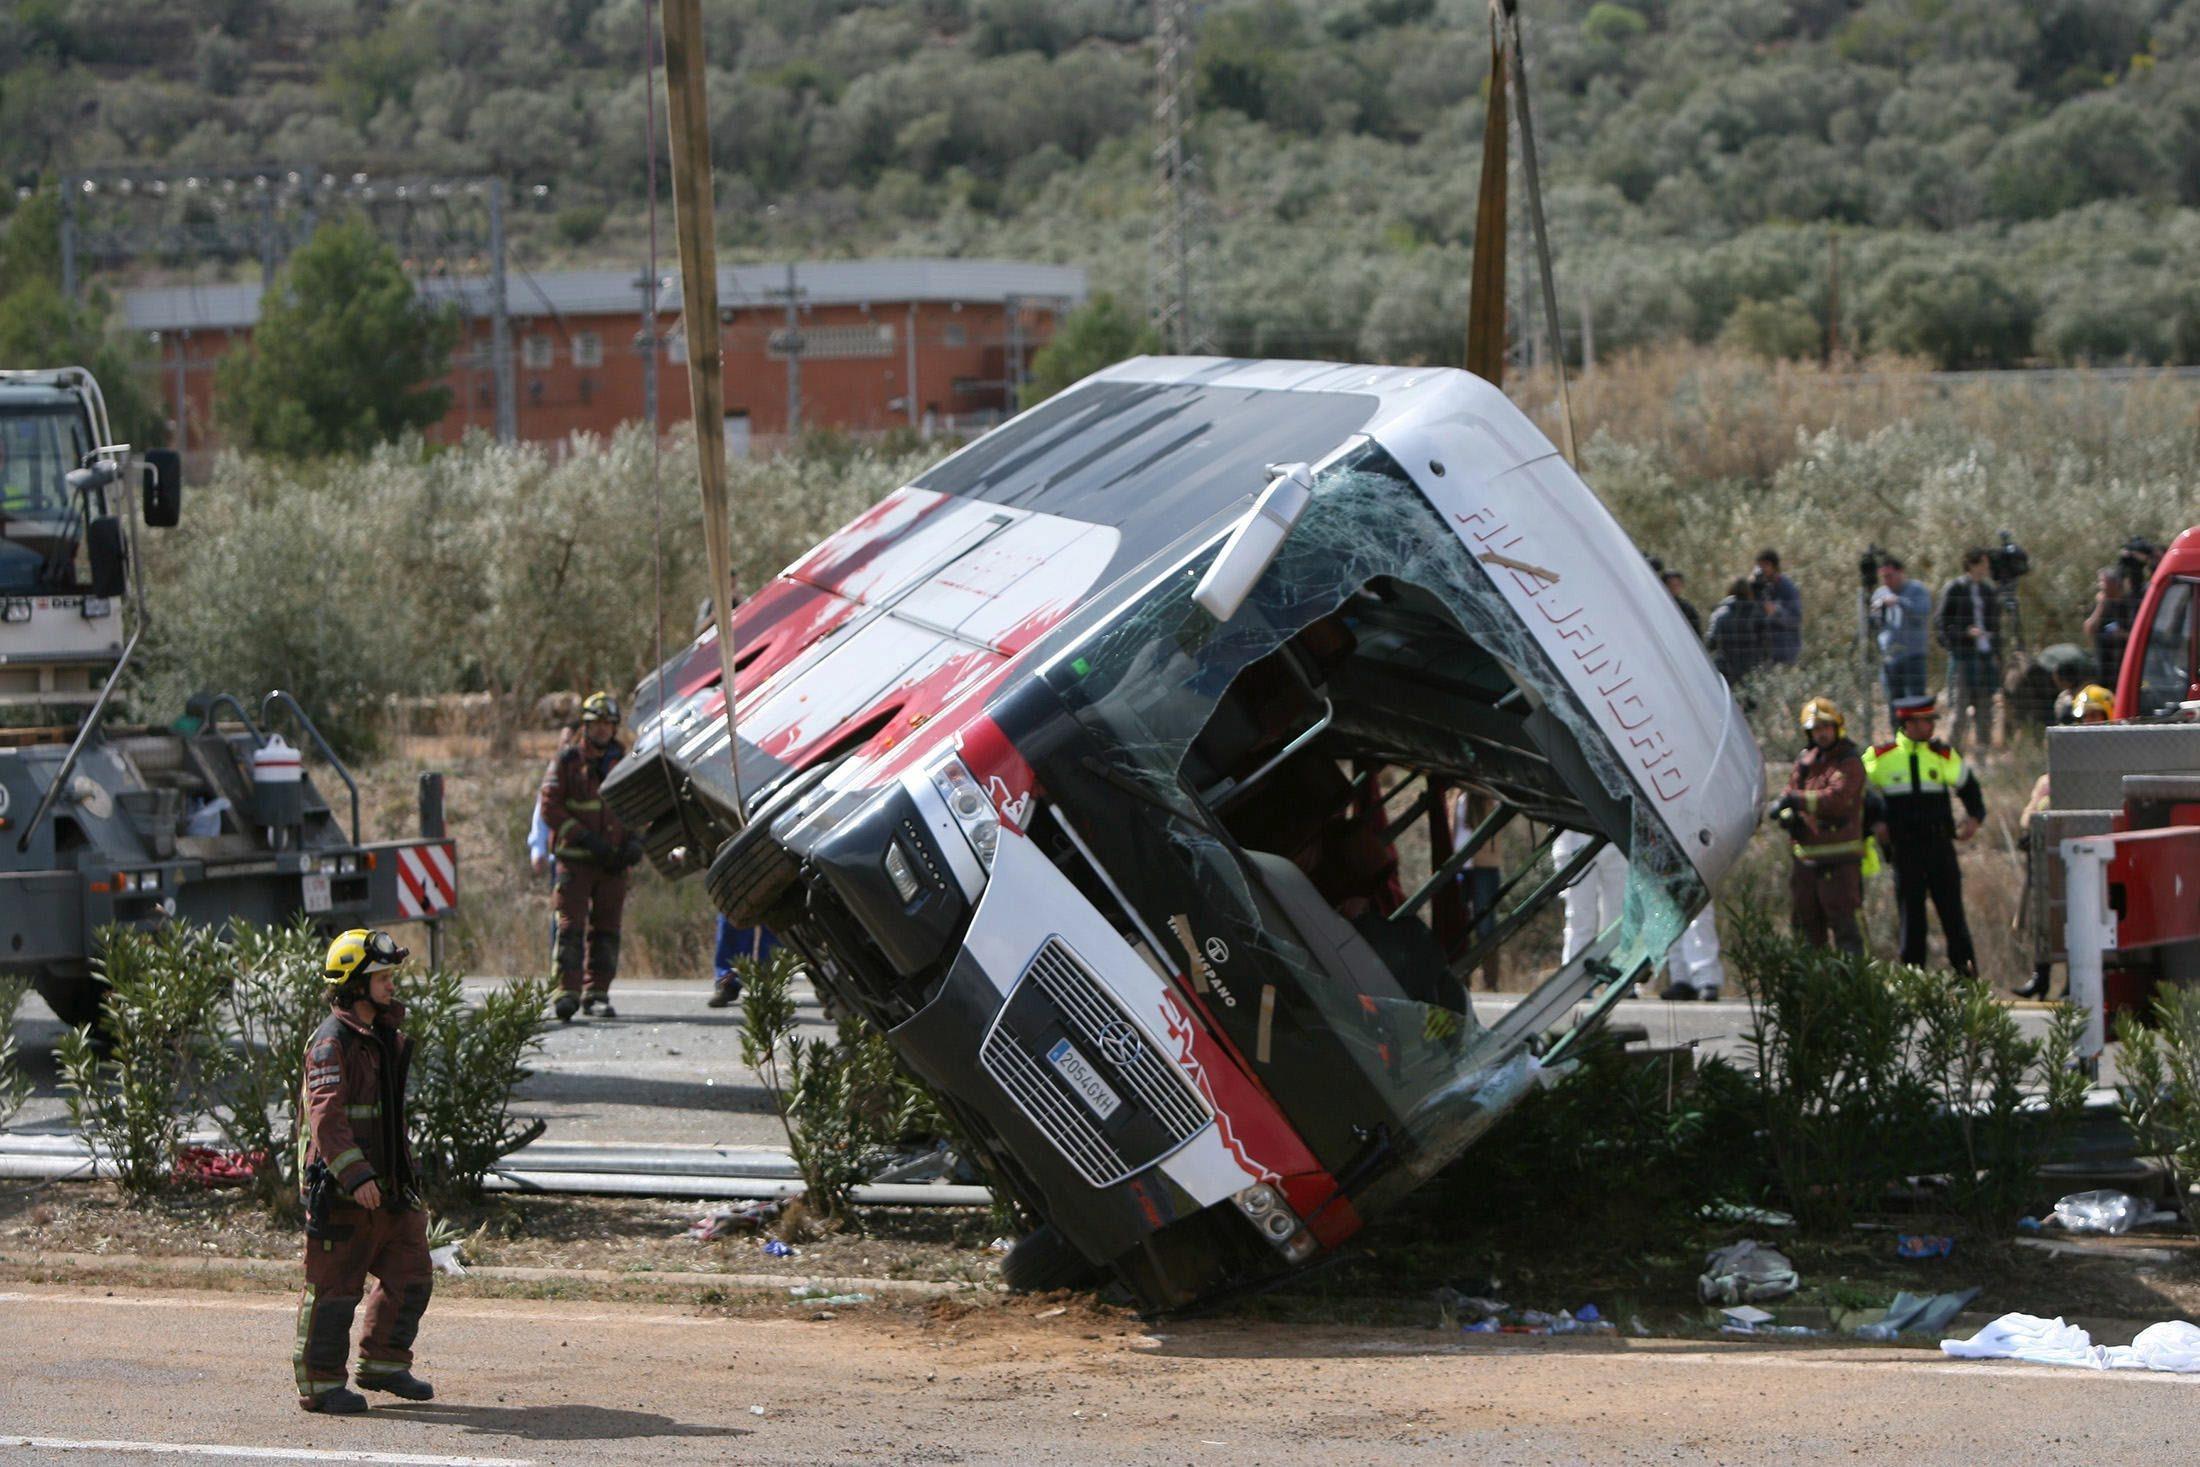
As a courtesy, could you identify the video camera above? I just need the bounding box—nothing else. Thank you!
[1985,529,2030,585]
[2117,536,2155,593]
[1858,544,1889,592]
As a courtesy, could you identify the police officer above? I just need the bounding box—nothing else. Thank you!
[1774,698,1869,953]
[1864,694,1985,976]
[295,929,434,1414]
[541,690,643,1021]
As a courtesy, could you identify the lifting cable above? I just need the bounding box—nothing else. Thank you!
[642,1,665,686]
[659,0,745,825]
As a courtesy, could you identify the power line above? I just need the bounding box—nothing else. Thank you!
[1149,0,1207,354]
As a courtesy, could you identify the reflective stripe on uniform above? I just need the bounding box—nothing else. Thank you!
[345,1104,380,1119]
[293,1285,317,1397]
[329,1147,366,1173]
[565,798,602,812]
[356,1358,409,1375]
[1793,838,1868,860]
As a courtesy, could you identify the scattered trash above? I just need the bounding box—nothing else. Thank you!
[1574,1303,1602,1323]
[1721,1305,1775,1329]
[1628,1315,1651,1338]
[749,1405,766,1417]
[1035,1306,1068,1320]
[171,1146,263,1190]
[2016,1216,2043,1233]
[1943,1314,2200,1373]
[1698,1240,1800,1305]
[987,1236,1013,1254]
[1450,1301,1611,1338]
[1852,1287,1979,1341]
[762,1239,796,1258]
[1432,1287,1509,1328]
[688,1198,786,1241]
[1700,1202,1795,1229]
[2049,1189,2144,1235]
[1896,1233,1955,1260]
[428,1243,467,1278]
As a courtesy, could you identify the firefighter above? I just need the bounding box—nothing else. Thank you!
[1773,697,1870,953]
[294,928,433,1414]
[541,690,643,1022]
[1863,694,1985,976]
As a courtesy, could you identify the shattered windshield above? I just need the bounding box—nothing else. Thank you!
[0,406,88,516]
[1036,444,1703,1195]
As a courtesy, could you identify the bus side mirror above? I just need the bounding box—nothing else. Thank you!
[142,449,183,528]
[1193,462,1314,624]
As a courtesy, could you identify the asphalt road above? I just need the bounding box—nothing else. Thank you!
[9,982,2091,1148]
[1,1282,2192,1465]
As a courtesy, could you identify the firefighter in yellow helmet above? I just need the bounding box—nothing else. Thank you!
[1769,698,1869,952]
[540,690,643,1021]
[294,929,434,1413]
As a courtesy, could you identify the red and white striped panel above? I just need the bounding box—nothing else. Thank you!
[395,841,458,919]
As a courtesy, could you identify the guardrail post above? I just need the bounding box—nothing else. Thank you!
[417,771,446,840]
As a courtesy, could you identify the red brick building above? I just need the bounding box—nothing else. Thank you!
[123,258,1086,457]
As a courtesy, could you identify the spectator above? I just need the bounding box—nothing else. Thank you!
[708,917,778,1008]
[1662,568,1702,638]
[1868,557,1933,702]
[1752,548,1803,665]
[1705,577,1771,685]
[1937,548,2002,752]
[2085,564,2142,690]
[2039,645,2095,725]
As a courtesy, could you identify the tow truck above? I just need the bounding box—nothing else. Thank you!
[0,367,458,1029]
[2035,526,2200,1058]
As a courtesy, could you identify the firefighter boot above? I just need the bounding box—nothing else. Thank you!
[358,1368,435,1401]
[301,1386,368,1415]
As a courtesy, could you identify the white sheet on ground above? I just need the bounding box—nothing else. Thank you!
[1942,1314,2200,1373]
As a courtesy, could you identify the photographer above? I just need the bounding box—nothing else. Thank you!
[1936,548,2002,752]
[2086,540,2154,689]
[1751,548,1802,666]
[1868,557,1933,703]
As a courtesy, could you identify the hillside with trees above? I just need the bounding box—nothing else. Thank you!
[5,0,2200,370]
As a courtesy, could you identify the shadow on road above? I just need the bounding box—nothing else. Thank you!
[514,1070,778,1115]
[375,1401,753,1442]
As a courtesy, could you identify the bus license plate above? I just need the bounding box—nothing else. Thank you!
[1045,1037,1121,1121]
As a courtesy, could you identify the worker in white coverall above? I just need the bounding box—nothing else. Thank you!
[1551,829,1724,1001]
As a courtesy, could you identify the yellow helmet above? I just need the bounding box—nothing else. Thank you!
[1799,697,1845,738]
[323,928,409,988]
[580,690,621,724]
[2071,684,2116,722]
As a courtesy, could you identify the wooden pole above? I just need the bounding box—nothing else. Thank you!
[1464,5,1508,387]
[659,0,744,823]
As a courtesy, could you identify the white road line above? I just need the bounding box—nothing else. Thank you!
[0,1440,534,1465]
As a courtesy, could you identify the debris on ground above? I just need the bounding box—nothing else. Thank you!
[1943,1315,2200,1373]
[2048,1190,2146,1235]
[788,1287,872,1306]
[1700,1203,1795,1229]
[1698,1240,1800,1305]
[687,1199,786,1241]
[1896,1233,1955,1260]
[762,1239,797,1258]
[170,1147,263,1190]
[1435,1289,1611,1337]
[1850,1287,1979,1340]
[428,1243,468,1277]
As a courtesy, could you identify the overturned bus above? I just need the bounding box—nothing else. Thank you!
[604,359,1763,1308]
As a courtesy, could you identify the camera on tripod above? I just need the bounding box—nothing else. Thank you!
[1858,544,1889,591]
[2116,536,2154,593]
[1985,529,2029,585]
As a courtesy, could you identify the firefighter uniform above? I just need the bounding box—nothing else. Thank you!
[541,691,639,1017]
[295,930,432,1412]
[1782,700,1869,953]
[1864,698,1986,976]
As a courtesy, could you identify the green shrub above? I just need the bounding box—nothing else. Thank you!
[1732,912,2086,1234]
[57,926,228,1198]
[738,948,932,1219]
[203,919,330,1208]
[2116,986,2200,1226]
[403,970,552,1203]
[0,974,31,1127]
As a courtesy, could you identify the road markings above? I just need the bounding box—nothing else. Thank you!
[0,1440,534,1465]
